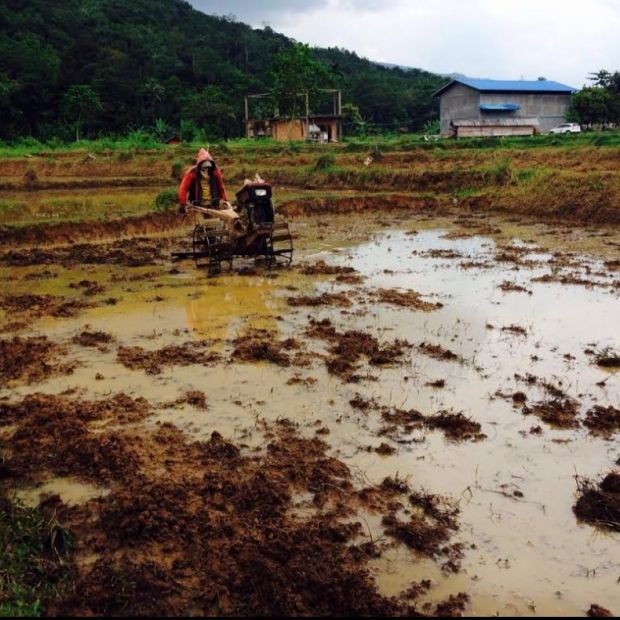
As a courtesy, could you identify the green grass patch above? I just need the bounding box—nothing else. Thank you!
[313,152,336,171]
[154,188,178,211]
[0,495,74,616]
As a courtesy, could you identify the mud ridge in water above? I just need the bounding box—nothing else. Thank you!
[19,417,466,616]
[0,293,92,319]
[573,472,620,532]
[287,291,353,308]
[0,336,74,385]
[521,398,580,429]
[0,237,173,268]
[417,342,459,361]
[231,329,308,368]
[352,395,485,443]
[0,393,151,484]
[583,405,620,437]
[72,330,114,348]
[117,341,221,375]
[374,288,443,311]
[297,260,357,276]
[0,210,181,247]
[306,319,411,382]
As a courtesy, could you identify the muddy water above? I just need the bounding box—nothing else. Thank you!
[2,219,619,616]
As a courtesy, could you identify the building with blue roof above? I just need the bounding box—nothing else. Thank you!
[434,78,577,137]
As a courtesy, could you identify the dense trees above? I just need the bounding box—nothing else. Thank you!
[570,70,620,127]
[0,0,447,140]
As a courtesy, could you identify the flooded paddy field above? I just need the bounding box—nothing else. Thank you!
[1,200,618,616]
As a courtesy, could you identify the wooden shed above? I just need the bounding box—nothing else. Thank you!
[246,116,340,142]
[244,90,342,143]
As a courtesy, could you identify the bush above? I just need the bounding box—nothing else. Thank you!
[171,161,184,180]
[154,188,178,211]
[314,152,336,171]
[368,144,384,161]
[116,150,134,162]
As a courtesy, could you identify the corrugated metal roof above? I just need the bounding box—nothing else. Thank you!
[434,78,576,97]
[451,118,540,127]
[480,104,521,111]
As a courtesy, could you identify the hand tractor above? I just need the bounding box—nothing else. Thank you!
[172,181,293,274]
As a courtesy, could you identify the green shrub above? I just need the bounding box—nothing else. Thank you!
[116,150,134,162]
[154,188,178,210]
[171,161,184,180]
[314,152,336,171]
[368,144,384,160]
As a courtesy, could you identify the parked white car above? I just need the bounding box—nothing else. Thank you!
[549,123,581,134]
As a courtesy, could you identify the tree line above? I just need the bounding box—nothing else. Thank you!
[0,0,447,142]
[570,70,620,126]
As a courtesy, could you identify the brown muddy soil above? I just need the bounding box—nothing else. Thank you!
[351,395,485,444]
[306,318,411,382]
[0,336,73,385]
[588,347,620,369]
[498,280,531,293]
[117,341,221,375]
[425,411,487,442]
[417,342,459,361]
[72,330,114,348]
[374,288,443,310]
[297,260,358,276]
[584,406,620,437]
[588,603,615,617]
[287,291,353,308]
[0,293,91,319]
[231,329,306,367]
[3,404,466,617]
[0,392,150,484]
[0,237,171,267]
[522,398,580,429]
[574,472,620,533]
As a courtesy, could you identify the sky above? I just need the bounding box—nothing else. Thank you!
[189,0,620,88]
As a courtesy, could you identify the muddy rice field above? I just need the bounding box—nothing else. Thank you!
[0,146,619,616]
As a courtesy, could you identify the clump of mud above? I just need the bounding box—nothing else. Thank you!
[231,329,303,367]
[117,341,220,375]
[522,398,580,429]
[306,319,410,382]
[287,292,353,308]
[176,390,208,410]
[498,280,531,293]
[0,293,91,319]
[72,330,114,348]
[588,603,614,617]
[501,324,528,336]
[425,411,486,442]
[418,249,463,260]
[586,346,620,369]
[298,260,357,276]
[43,419,460,616]
[69,279,106,296]
[0,237,170,268]
[0,392,150,483]
[574,472,620,532]
[353,395,484,443]
[0,336,73,385]
[584,405,620,437]
[381,487,461,566]
[417,342,458,360]
[374,288,442,311]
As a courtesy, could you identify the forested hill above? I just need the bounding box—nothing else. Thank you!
[0,0,448,140]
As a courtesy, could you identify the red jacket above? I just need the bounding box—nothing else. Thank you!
[178,148,228,205]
